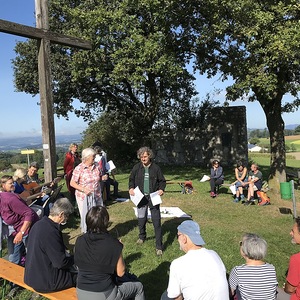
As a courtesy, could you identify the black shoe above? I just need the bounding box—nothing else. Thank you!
[244,200,255,206]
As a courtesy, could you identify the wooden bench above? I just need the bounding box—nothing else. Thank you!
[0,258,77,300]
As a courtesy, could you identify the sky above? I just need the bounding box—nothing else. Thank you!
[0,0,299,139]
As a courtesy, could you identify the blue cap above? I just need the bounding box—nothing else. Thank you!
[177,220,205,246]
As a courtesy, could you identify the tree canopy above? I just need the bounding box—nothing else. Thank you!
[13,0,198,145]
[12,0,300,187]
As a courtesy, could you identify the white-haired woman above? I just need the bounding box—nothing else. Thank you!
[70,148,103,232]
[229,233,278,300]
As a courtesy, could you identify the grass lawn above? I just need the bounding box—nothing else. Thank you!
[2,162,300,299]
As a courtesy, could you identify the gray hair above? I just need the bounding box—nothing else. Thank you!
[29,161,40,169]
[13,168,27,181]
[241,233,267,260]
[81,148,96,161]
[137,146,154,159]
[49,198,74,217]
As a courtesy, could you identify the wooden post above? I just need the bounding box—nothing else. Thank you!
[35,0,56,182]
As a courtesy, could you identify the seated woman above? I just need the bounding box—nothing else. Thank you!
[229,233,278,300]
[208,159,224,198]
[0,175,39,265]
[74,206,145,300]
[244,163,263,205]
[232,161,248,203]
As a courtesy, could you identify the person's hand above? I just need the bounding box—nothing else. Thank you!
[158,189,164,196]
[82,187,92,195]
[102,174,108,181]
[129,188,135,196]
[13,232,23,244]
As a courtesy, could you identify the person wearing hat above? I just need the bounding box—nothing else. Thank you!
[161,220,229,300]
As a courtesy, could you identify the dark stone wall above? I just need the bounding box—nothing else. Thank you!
[152,106,248,167]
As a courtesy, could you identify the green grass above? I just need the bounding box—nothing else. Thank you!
[2,162,300,299]
[259,136,300,152]
[249,153,300,168]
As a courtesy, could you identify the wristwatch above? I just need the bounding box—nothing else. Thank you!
[21,231,25,235]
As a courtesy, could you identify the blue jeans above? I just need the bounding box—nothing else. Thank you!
[7,234,28,265]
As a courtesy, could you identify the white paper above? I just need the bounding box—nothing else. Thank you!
[106,160,116,172]
[150,191,162,206]
[229,185,236,195]
[130,186,144,206]
[200,175,210,182]
[133,206,191,219]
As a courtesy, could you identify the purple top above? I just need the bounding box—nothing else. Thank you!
[0,192,39,235]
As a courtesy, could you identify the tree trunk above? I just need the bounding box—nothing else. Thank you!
[260,96,286,193]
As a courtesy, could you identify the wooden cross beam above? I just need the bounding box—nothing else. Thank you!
[0,19,91,50]
[0,0,91,182]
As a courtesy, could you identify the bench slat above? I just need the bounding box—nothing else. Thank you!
[0,258,77,300]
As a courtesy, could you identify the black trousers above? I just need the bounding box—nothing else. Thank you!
[210,178,223,193]
[137,198,162,250]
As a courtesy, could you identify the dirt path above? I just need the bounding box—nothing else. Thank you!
[289,152,300,160]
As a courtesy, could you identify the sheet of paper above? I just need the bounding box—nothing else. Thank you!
[130,186,144,206]
[229,185,236,195]
[150,191,162,206]
[106,160,116,172]
[200,175,210,182]
[133,206,191,219]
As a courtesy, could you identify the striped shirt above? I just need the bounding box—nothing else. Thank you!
[229,263,278,300]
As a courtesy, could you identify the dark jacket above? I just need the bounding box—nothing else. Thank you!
[129,162,166,194]
[24,216,74,292]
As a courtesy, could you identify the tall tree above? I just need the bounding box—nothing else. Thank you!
[13,0,197,145]
[190,0,300,189]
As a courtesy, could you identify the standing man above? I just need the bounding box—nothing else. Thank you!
[284,217,300,299]
[161,220,229,300]
[129,146,166,256]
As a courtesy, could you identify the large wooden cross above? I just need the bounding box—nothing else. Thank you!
[0,0,91,182]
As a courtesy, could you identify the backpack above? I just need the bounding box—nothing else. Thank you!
[257,191,270,206]
[180,181,194,194]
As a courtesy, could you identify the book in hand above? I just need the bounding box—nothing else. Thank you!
[130,186,144,206]
[150,191,162,206]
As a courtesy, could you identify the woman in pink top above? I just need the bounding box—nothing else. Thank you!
[70,148,104,231]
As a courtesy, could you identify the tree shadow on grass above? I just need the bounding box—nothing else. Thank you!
[138,261,170,300]
[109,219,137,239]
[161,217,191,252]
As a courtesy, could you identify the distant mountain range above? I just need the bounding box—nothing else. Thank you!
[0,124,298,152]
[0,134,82,151]
[285,124,299,130]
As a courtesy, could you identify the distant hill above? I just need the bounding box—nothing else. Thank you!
[0,134,82,152]
[285,124,299,130]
